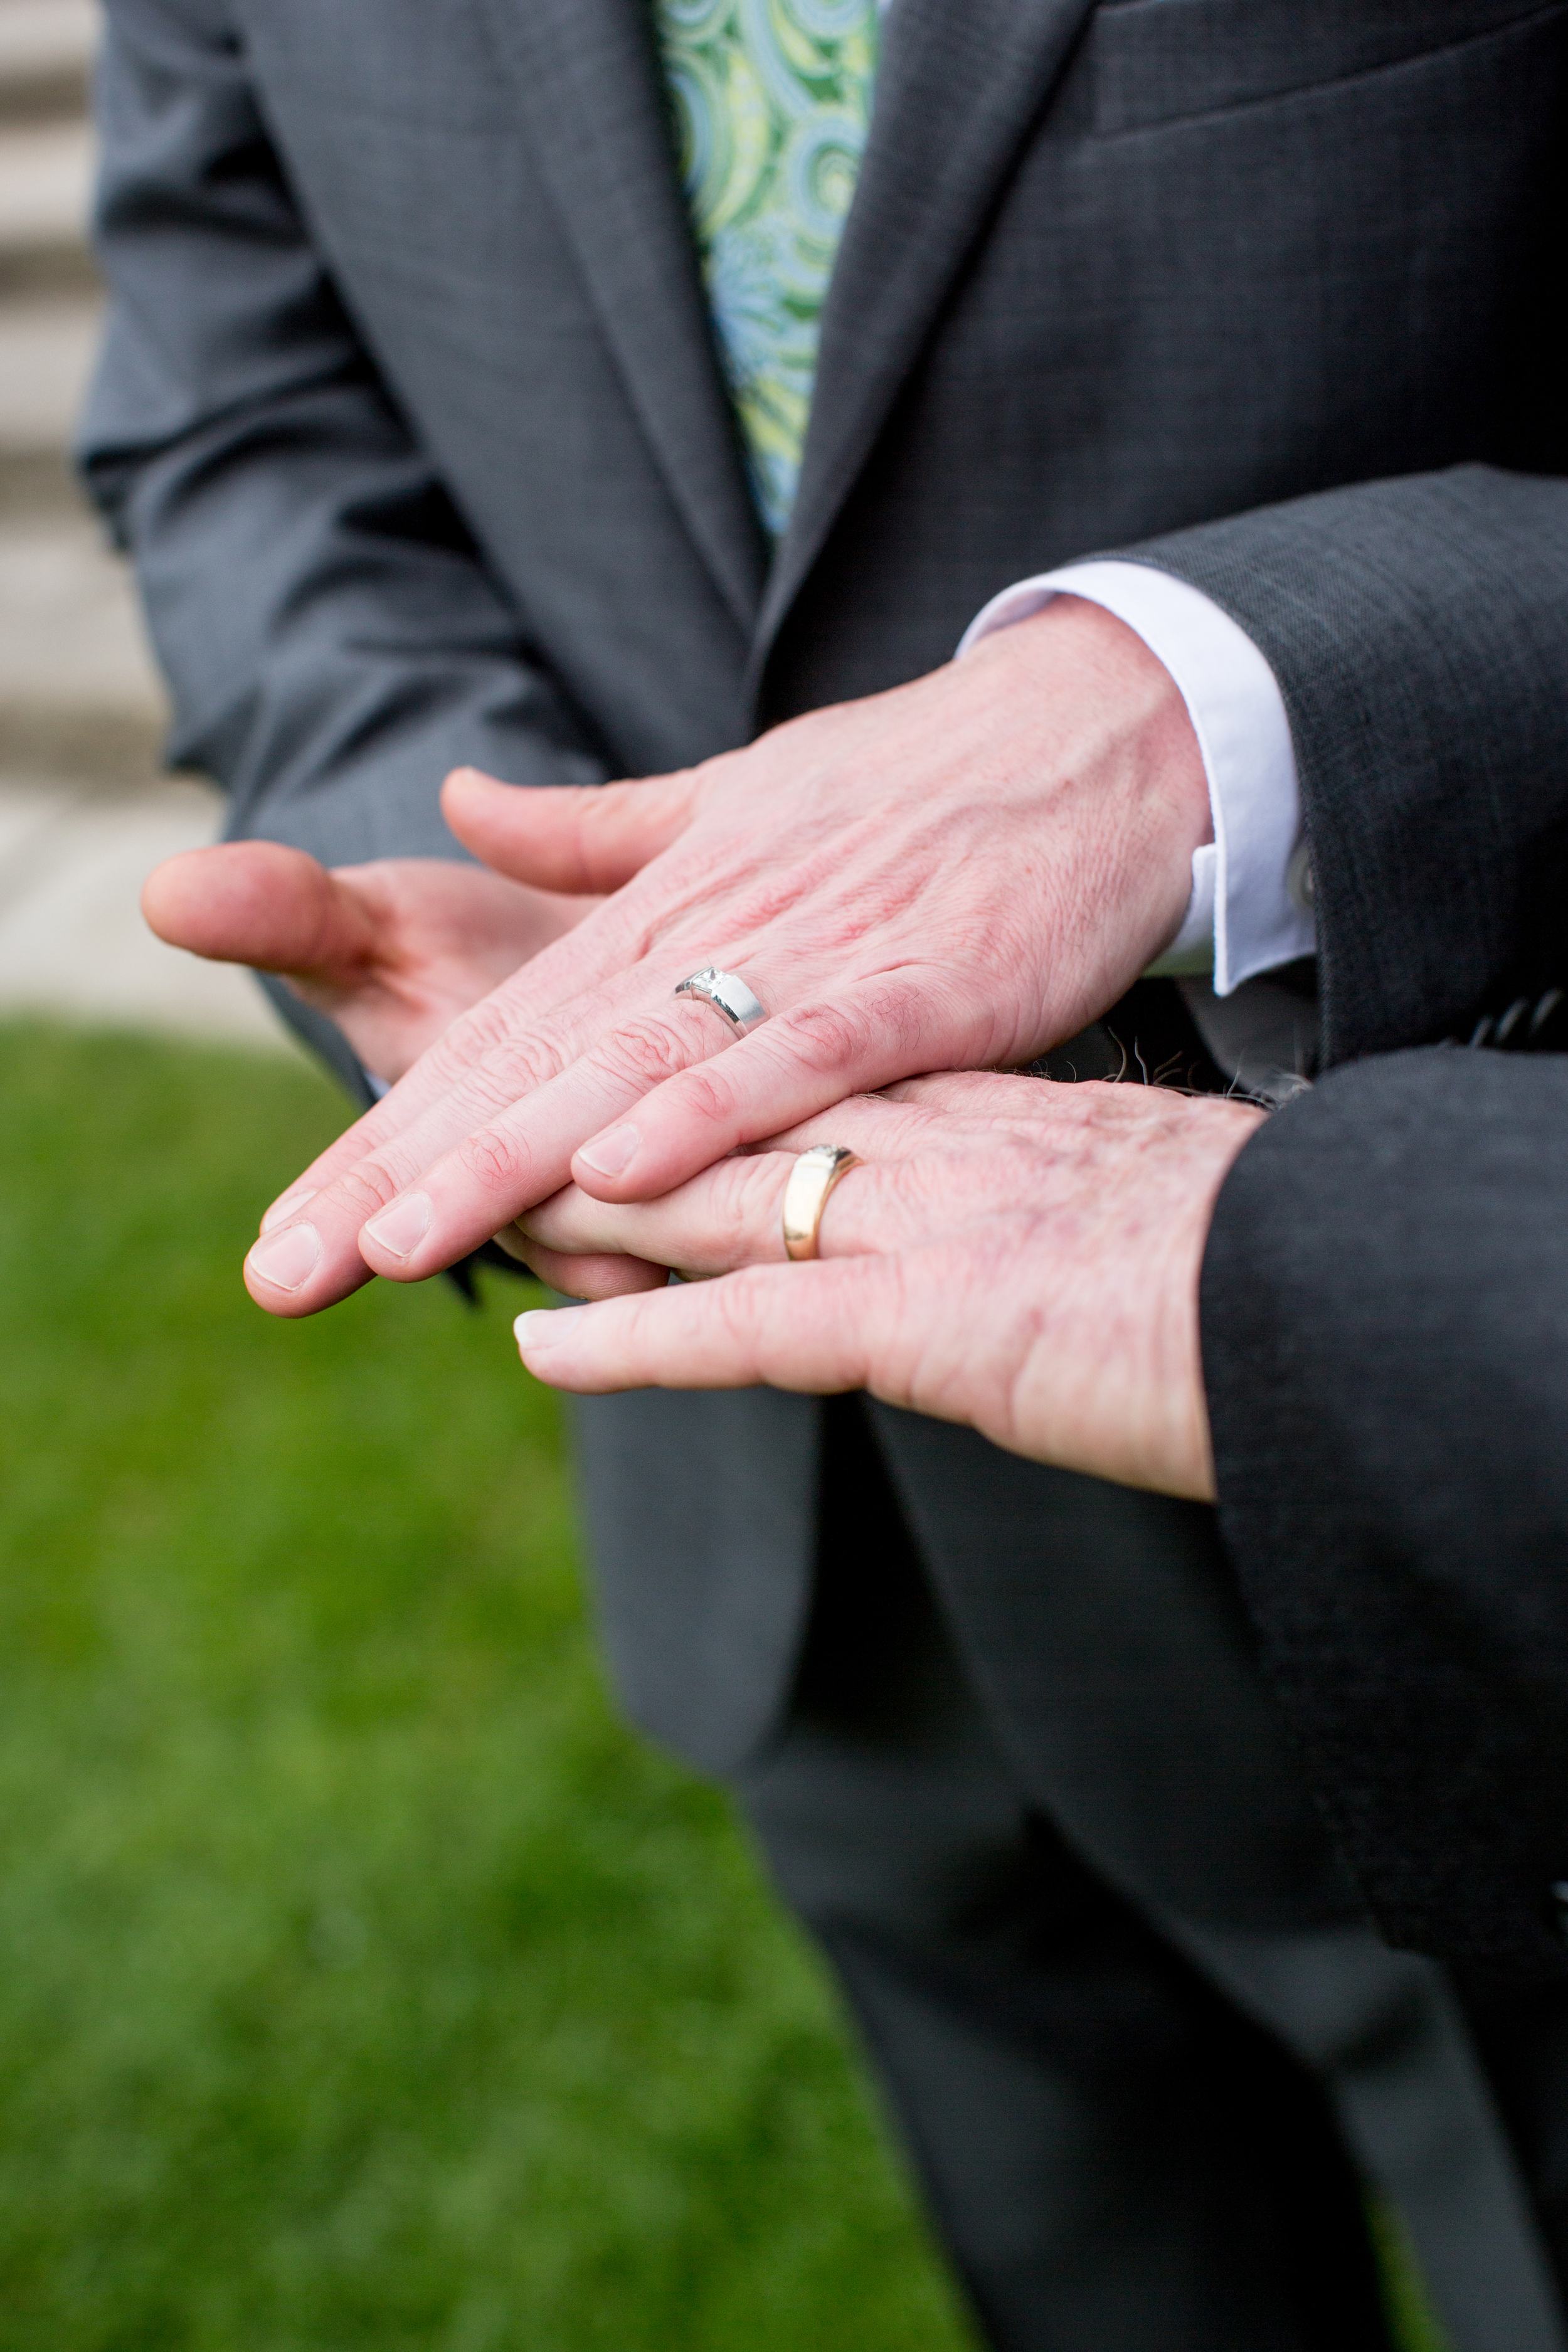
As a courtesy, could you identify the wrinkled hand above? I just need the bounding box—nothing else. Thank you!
[238,596,1211,1317]
[511,1073,1264,1500]
[142,843,598,1085]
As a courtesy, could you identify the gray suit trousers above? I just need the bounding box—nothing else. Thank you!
[592,1393,1566,2352]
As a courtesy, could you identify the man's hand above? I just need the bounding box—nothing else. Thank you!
[238,597,1212,1316]
[142,844,598,1085]
[509,1073,1265,1501]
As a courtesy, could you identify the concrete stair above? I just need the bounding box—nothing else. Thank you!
[0,1,93,127]
[0,0,280,1046]
[0,291,98,507]
[0,115,95,292]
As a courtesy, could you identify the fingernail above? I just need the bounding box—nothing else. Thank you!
[260,1185,317,1235]
[248,1224,322,1294]
[515,1306,586,1353]
[363,1192,433,1260]
[576,1125,639,1178]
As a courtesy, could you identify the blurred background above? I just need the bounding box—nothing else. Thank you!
[0,6,973,2343]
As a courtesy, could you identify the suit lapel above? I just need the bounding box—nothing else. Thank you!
[755,0,1099,677]
[474,0,768,632]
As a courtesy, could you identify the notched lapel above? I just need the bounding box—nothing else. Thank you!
[756,0,1100,675]
[474,0,768,632]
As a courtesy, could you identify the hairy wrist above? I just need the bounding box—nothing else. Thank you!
[963,594,1212,1003]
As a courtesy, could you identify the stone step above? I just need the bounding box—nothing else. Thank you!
[0,23,230,1004]
[0,774,290,1047]
[0,292,98,441]
[0,0,95,128]
[0,292,99,512]
[0,509,167,785]
[0,115,95,295]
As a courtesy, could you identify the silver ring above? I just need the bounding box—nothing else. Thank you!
[674,966,768,1037]
[782,1145,861,1263]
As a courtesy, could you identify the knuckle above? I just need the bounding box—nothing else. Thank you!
[439,993,516,1073]
[862,977,932,1058]
[777,1000,870,1075]
[668,1058,737,1129]
[716,1268,766,1344]
[877,1249,916,1332]
[714,1157,772,1254]
[467,1034,562,1113]
[425,1034,479,1093]
[595,1017,691,1092]
[335,1163,399,1222]
[456,1125,531,1197]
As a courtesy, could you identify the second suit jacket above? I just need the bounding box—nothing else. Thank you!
[1202,1043,1568,1979]
[82,0,1568,1789]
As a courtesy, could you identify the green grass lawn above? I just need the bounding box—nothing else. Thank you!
[0,1019,974,2352]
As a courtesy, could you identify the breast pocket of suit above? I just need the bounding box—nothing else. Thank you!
[1091,0,1562,135]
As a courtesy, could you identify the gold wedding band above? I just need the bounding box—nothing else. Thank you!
[781,1145,861,1263]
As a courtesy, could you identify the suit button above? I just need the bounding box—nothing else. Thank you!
[1286,839,1315,913]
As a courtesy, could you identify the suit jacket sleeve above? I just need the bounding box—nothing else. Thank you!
[1118,467,1568,1067]
[1200,1047,1568,1977]
[80,0,608,905]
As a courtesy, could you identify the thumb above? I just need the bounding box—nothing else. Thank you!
[442,765,699,895]
[142,842,378,982]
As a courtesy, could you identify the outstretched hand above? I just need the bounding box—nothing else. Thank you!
[142,843,598,1085]
[511,1073,1266,1500]
[231,597,1212,1318]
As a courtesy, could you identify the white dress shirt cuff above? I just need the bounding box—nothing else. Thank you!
[956,559,1315,996]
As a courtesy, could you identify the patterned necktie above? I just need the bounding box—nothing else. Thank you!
[655,0,881,538]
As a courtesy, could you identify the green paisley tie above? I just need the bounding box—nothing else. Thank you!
[654,0,881,538]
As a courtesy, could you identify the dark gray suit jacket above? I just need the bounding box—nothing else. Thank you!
[1204,1044,1568,1980]
[82,0,1568,1828]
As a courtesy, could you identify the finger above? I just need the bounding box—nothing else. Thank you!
[244,893,684,1223]
[520,1153,799,1271]
[490,1212,670,1296]
[251,1012,1091,1318]
[435,1052,1066,1297]
[520,1137,1024,1276]
[142,842,376,979]
[514,1270,884,1392]
[257,982,1029,1280]
[347,982,759,1286]
[497,1230,670,1298]
[568,966,998,1200]
[245,968,741,1311]
[246,880,677,1234]
[247,808,994,1254]
[514,1258,902,1397]
[240,1221,376,1320]
[442,766,701,895]
[250,960,1054,1318]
